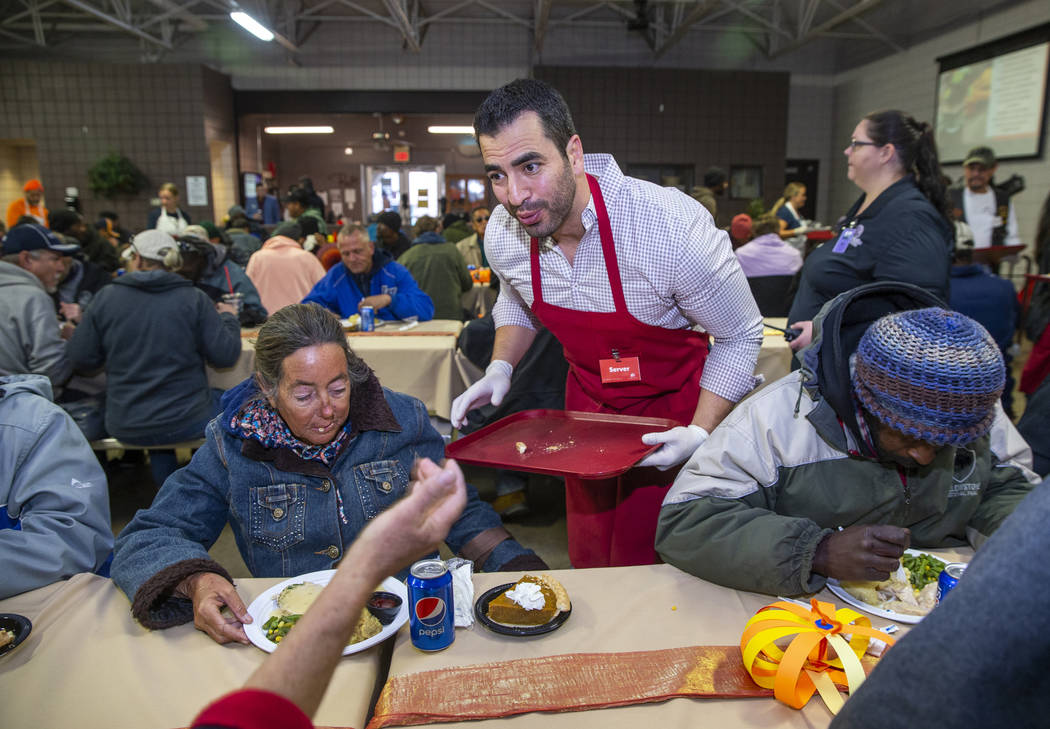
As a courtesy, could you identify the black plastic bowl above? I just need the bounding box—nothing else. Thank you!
[366,591,403,625]
[0,613,32,658]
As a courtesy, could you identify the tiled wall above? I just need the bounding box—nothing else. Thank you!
[829,0,1050,254]
[786,77,836,224]
[0,61,232,232]
[536,66,790,222]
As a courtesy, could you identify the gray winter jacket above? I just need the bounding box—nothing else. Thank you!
[0,261,72,388]
[0,374,113,598]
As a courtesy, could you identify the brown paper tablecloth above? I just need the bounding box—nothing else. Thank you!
[208,320,473,419]
[0,574,381,729]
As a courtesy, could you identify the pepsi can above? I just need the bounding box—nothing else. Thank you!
[936,562,966,604]
[407,559,454,651]
[360,305,375,332]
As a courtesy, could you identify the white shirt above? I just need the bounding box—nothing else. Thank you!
[486,154,763,403]
[963,188,1020,249]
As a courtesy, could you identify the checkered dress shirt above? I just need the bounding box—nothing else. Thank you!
[488,154,762,402]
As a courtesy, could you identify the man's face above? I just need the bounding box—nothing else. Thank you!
[471,208,490,239]
[479,111,581,240]
[339,233,374,275]
[256,184,266,198]
[873,421,942,470]
[286,201,304,218]
[964,162,996,194]
[70,219,88,243]
[21,250,66,292]
[25,188,43,206]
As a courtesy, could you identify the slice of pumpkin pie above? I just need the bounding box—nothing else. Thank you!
[486,574,570,626]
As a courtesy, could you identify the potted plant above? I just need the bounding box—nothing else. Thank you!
[88,153,148,198]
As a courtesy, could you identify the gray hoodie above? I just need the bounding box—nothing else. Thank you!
[0,374,113,598]
[0,261,72,388]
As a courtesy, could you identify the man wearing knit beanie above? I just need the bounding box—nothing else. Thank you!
[657,305,1040,597]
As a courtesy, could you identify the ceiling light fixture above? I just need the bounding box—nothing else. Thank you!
[264,126,334,134]
[428,126,475,134]
[230,11,275,42]
[344,147,354,155]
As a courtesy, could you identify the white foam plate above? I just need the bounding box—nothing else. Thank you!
[826,549,951,625]
[244,569,407,655]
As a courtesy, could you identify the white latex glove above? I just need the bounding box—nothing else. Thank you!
[638,424,709,470]
[450,359,513,429]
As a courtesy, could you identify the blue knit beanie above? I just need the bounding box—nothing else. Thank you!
[852,308,1005,447]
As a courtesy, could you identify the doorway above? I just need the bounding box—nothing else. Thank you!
[784,158,818,221]
[1,140,41,226]
[364,165,445,228]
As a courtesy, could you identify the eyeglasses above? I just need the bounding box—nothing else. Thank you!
[847,139,880,150]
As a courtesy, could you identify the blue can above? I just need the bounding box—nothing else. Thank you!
[407,558,454,651]
[936,562,966,604]
[360,305,375,332]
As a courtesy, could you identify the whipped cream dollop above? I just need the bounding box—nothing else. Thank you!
[505,581,545,610]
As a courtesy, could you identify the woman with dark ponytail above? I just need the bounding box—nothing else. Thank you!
[786,109,954,351]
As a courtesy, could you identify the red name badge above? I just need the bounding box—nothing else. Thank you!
[599,356,642,383]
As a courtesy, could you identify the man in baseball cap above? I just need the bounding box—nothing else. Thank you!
[5,179,50,230]
[658,301,1039,597]
[0,223,80,387]
[950,145,1021,248]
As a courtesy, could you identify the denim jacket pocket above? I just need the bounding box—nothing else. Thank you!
[354,459,409,519]
[249,483,307,551]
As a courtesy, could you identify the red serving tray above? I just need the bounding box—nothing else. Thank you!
[445,409,678,480]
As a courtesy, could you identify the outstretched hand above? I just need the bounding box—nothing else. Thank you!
[352,457,468,582]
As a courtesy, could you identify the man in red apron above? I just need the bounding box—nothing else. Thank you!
[452,79,763,567]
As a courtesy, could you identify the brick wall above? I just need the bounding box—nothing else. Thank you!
[0,61,233,232]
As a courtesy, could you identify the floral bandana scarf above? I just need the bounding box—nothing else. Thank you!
[231,397,351,465]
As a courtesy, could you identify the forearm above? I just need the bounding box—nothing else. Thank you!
[243,563,381,717]
[490,325,538,369]
[689,389,735,432]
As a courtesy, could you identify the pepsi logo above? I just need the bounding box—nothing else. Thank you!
[414,596,447,626]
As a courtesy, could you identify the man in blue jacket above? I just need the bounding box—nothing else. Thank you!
[303,223,433,321]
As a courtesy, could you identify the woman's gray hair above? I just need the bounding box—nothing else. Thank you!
[253,303,370,400]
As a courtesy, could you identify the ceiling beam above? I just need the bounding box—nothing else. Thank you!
[654,0,721,59]
[144,0,208,31]
[769,0,883,58]
[381,0,421,52]
[825,0,904,52]
[59,0,173,49]
[534,0,551,53]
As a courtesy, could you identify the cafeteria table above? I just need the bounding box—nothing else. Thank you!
[373,556,965,729]
[207,319,480,420]
[2,554,970,728]
[0,573,381,729]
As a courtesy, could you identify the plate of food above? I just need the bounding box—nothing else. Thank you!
[827,550,953,624]
[474,574,572,637]
[0,613,32,658]
[244,570,407,655]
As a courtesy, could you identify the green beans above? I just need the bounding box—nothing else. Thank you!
[900,553,946,590]
[263,612,303,643]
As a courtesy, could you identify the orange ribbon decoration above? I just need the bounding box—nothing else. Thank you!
[740,598,895,713]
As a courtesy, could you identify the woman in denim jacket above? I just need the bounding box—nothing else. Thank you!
[112,303,544,644]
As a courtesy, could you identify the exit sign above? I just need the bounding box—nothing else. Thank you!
[393,144,410,162]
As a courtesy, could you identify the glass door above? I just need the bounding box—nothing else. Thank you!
[364,165,445,227]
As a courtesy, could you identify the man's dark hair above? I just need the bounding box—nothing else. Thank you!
[703,167,727,189]
[298,216,321,237]
[285,187,311,207]
[474,79,578,158]
[49,209,82,234]
[99,210,119,222]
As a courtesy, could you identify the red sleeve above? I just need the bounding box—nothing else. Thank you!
[192,689,315,729]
